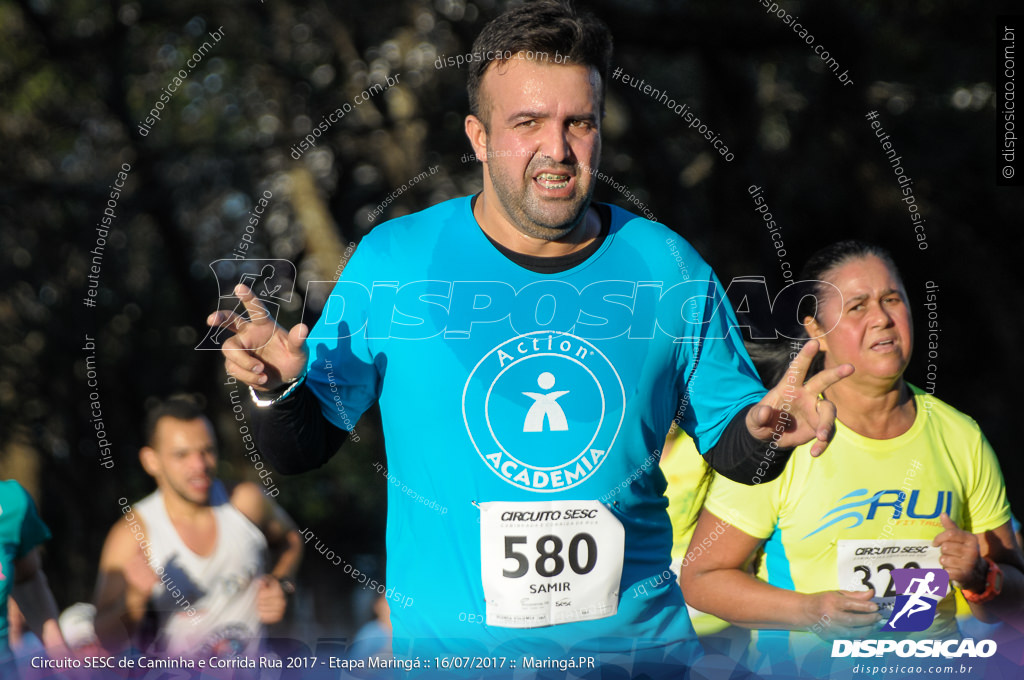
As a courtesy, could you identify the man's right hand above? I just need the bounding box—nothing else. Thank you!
[207,284,310,391]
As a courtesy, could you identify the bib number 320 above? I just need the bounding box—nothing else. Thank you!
[837,539,944,609]
[480,500,624,628]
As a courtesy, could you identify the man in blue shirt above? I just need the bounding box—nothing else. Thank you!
[208,1,851,675]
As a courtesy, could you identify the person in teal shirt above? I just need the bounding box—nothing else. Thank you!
[1,479,66,674]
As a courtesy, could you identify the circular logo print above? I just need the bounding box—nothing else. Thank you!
[462,332,624,492]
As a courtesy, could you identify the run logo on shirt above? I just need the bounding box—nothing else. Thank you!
[805,488,954,538]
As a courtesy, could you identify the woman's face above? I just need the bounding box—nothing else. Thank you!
[808,255,913,386]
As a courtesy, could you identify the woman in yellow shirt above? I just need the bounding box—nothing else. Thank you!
[679,241,1024,673]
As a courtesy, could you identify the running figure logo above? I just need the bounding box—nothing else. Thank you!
[883,568,949,632]
[522,372,570,432]
[195,259,296,351]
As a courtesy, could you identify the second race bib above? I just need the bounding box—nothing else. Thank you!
[837,539,945,610]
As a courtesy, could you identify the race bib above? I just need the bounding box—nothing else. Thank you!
[480,500,624,628]
[837,539,945,609]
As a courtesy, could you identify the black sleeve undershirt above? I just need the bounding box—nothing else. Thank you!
[251,385,790,485]
[701,405,794,484]
[248,383,348,475]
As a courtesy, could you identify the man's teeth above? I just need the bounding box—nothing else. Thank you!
[537,173,570,188]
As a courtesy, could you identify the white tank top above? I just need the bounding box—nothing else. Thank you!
[134,481,267,657]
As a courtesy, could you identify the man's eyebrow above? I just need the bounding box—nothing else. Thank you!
[507,110,547,122]
[506,110,599,123]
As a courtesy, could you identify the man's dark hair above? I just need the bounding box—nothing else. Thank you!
[144,394,208,446]
[467,0,613,123]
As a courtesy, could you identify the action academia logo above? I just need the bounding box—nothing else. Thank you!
[883,568,949,632]
[462,331,625,492]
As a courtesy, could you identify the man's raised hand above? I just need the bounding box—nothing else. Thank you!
[745,340,854,457]
[206,284,309,391]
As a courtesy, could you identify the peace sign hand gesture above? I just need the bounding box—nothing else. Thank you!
[206,284,309,392]
[745,340,854,457]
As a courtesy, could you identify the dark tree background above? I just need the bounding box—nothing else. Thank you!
[1,0,1021,644]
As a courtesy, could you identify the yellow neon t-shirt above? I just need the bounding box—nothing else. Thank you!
[704,385,1011,646]
[661,428,731,635]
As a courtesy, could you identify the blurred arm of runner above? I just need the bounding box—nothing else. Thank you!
[206,284,309,391]
[92,519,160,653]
[11,547,69,656]
[934,513,1024,623]
[231,483,303,624]
[207,285,347,474]
[679,509,880,641]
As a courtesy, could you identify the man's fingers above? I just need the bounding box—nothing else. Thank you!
[207,309,245,329]
[784,339,819,383]
[221,335,266,371]
[749,403,773,430]
[288,323,309,352]
[803,362,855,399]
[808,398,837,457]
[224,355,267,386]
[234,284,273,325]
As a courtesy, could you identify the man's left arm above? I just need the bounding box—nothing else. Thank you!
[701,340,854,483]
[743,340,853,457]
[702,405,793,484]
[678,273,850,481]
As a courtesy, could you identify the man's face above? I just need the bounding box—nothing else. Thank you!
[144,417,218,505]
[469,57,602,240]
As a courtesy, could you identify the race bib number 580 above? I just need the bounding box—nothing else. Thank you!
[480,500,624,628]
